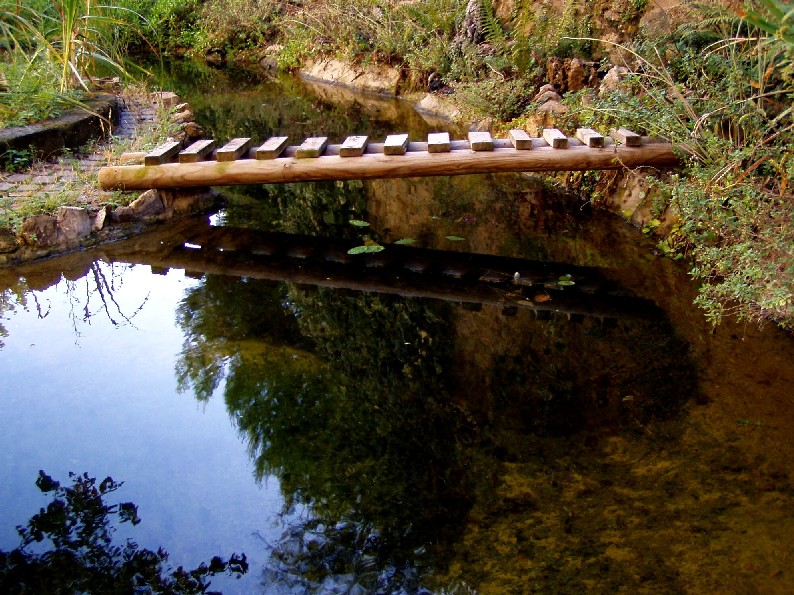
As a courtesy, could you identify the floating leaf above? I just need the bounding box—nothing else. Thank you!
[348,244,385,255]
[445,235,465,241]
[349,219,370,227]
[558,274,576,287]
[395,238,416,245]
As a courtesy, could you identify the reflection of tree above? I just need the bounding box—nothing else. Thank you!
[0,471,247,594]
[65,263,149,335]
[175,275,474,590]
[217,179,372,240]
[1,262,146,349]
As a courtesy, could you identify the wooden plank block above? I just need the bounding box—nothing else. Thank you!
[216,137,252,162]
[255,136,289,160]
[508,129,533,150]
[428,132,451,153]
[178,139,215,163]
[144,141,181,166]
[295,136,328,158]
[575,128,605,148]
[468,131,494,151]
[542,128,569,149]
[610,127,642,146]
[339,135,369,157]
[384,133,409,155]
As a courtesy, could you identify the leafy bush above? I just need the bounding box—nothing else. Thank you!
[570,6,793,329]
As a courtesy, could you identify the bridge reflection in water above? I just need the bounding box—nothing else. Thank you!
[98,217,663,323]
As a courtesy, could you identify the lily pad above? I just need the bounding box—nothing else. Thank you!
[395,238,416,245]
[348,244,385,255]
[558,274,576,287]
[349,219,370,227]
[445,235,465,241]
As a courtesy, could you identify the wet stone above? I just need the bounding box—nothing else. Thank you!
[0,227,19,253]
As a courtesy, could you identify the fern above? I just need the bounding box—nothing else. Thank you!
[478,0,506,47]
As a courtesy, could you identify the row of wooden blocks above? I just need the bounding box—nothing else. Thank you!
[143,127,644,166]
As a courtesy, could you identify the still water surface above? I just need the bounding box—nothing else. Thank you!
[2,63,794,593]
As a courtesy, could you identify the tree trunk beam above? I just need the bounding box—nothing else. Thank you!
[99,136,681,191]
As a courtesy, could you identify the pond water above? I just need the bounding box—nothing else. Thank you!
[2,62,794,593]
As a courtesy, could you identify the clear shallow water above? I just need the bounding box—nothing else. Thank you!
[2,63,794,593]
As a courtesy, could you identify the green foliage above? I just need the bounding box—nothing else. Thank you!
[0,147,32,171]
[0,471,248,594]
[455,76,535,120]
[0,0,147,127]
[569,7,794,329]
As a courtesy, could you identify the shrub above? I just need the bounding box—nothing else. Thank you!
[570,5,793,329]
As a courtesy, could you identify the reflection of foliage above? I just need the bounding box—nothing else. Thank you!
[264,517,427,593]
[175,275,307,401]
[0,471,247,594]
[175,273,473,589]
[223,179,372,238]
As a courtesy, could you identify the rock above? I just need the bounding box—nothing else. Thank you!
[0,227,19,253]
[150,91,180,107]
[182,122,205,139]
[300,59,403,96]
[20,214,60,247]
[413,93,461,124]
[567,58,587,92]
[546,57,599,94]
[171,109,195,125]
[533,89,563,104]
[537,100,568,115]
[111,206,135,223]
[600,65,630,95]
[129,189,166,221]
[56,206,92,241]
[170,130,188,144]
[92,205,110,231]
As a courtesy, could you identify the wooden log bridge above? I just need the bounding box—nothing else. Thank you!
[98,127,681,191]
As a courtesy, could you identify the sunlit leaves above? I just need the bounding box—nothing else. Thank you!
[347,244,384,254]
